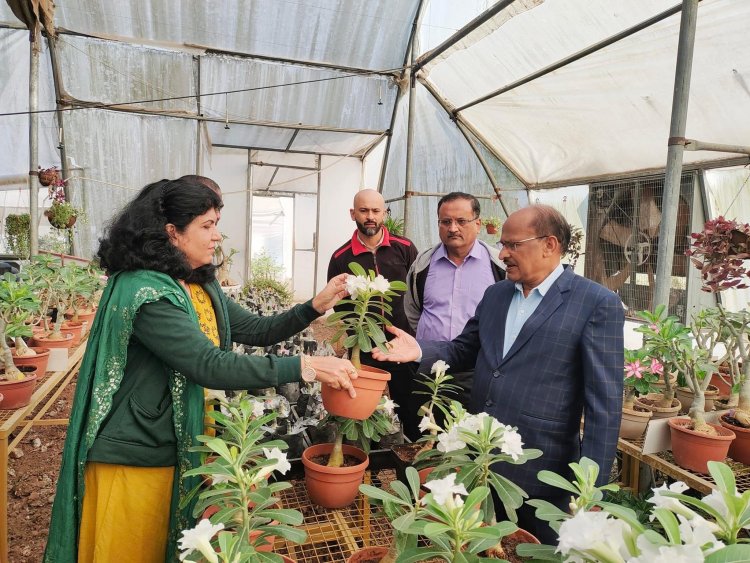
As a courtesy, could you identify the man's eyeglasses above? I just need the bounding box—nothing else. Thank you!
[438,217,478,228]
[495,235,549,252]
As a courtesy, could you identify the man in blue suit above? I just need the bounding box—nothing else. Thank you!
[374,204,624,542]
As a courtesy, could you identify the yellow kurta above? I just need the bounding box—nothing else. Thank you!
[77,283,220,563]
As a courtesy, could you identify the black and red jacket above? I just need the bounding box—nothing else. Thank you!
[327,228,418,335]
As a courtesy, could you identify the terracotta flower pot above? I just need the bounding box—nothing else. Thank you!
[711,371,733,399]
[61,321,84,345]
[321,365,390,420]
[30,332,75,349]
[634,393,681,419]
[347,546,389,563]
[12,346,51,375]
[65,308,97,325]
[302,443,369,509]
[485,224,498,235]
[675,385,719,414]
[620,405,652,440]
[668,417,735,474]
[0,369,38,410]
[719,414,750,465]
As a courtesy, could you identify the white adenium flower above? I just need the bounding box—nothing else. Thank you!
[557,510,631,562]
[431,360,450,376]
[251,400,265,419]
[436,428,466,453]
[500,428,524,461]
[379,397,397,415]
[676,514,723,553]
[648,482,696,519]
[423,473,468,507]
[419,415,441,434]
[628,535,705,563]
[262,447,291,475]
[456,414,484,435]
[369,274,391,294]
[345,275,370,299]
[178,519,224,563]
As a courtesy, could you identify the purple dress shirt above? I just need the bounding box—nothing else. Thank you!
[416,242,497,340]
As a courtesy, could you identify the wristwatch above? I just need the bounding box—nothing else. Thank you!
[300,354,317,383]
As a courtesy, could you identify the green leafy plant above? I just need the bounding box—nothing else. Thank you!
[565,225,585,268]
[179,394,306,562]
[243,251,292,307]
[384,215,404,236]
[45,200,80,230]
[4,213,31,258]
[519,458,750,562]
[327,262,407,369]
[483,216,502,228]
[416,401,542,526]
[0,273,41,381]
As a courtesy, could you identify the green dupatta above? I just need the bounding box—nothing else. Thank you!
[43,270,218,563]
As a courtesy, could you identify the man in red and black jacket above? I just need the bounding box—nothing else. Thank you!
[328,189,419,438]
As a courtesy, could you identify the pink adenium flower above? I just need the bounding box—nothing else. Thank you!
[625,360,645,379]
[650,358,664,376]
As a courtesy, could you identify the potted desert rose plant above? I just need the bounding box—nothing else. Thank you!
[324,262,406,420]
[518,457,750,562]
[0,272,41,409]
[391,360,462,477]
[619,348,661,440]
[301,396,396,509]
[179,394,306,563]
[356,405,542,562]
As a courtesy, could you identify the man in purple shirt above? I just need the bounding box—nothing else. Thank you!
[404,192,505,409]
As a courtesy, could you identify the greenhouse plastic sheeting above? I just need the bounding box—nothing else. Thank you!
[65,109,196,256]
[0,28,59,184]
[422,0,750,186]
[47,1,420,73]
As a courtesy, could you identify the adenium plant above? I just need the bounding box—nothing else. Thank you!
[519,458,750,562]
[328,262,407,369]
[623,348,663,410]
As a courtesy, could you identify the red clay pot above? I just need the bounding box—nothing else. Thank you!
[620,405,652,440]
[347,546,389,563]
[668,417,735,474]
[31,332,75,349]
[719,414,750,465]
[321,365,390,420]
[302,443,369,509]
[61,321,84,345]
[12,346,51,375]
[711,371,733,399]
[0,369,38,410]
[65,308,97,325]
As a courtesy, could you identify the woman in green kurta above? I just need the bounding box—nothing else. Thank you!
[44,178,358,563]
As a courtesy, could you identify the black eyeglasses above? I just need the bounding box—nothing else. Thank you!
[495,235,549,252]
[438,217,478,228]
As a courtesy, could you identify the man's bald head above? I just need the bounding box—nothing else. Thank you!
[350,189,386,238]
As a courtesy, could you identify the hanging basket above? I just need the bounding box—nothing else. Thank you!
[44,209,77,229]
[38,168,59,187]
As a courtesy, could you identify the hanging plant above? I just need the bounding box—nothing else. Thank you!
[4,213,31,258]
[686,216,750,292]
[44,179,82,230]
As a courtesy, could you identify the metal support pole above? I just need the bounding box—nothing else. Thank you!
[28,39,40,257]
[245,151,254,282]
[455,120,511,218]
[313,155,322,295]
[654,0,699,309]
[403,48,417,239]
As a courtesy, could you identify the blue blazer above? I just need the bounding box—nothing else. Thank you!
[421,266,624,497]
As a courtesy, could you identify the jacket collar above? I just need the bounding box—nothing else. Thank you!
[351,227,391,256]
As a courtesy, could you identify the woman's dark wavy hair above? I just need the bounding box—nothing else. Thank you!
[97,177,224,284]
